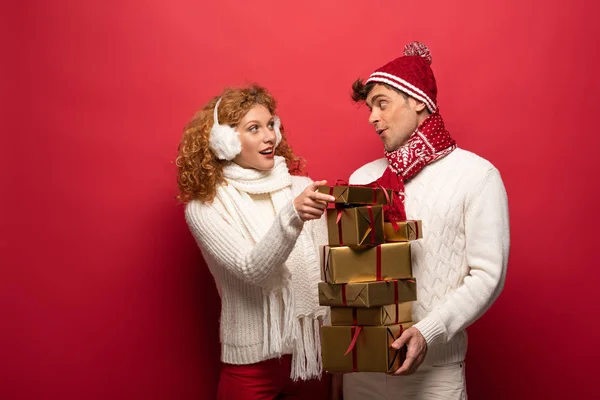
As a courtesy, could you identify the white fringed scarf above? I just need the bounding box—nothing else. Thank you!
[215,156,327,380]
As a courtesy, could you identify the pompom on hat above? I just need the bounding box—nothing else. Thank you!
[366,41,438,113]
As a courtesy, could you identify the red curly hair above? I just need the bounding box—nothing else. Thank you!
[176,85,305,203]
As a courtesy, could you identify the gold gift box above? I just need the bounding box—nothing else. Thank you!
[318,279,417,307]
[326,205,384,247]
[384,221,423,242]
[322,242,412,284]
[317,185,393,206]
[330,303,412,326]
[321,322,414,373]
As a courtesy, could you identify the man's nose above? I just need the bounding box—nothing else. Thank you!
[368,109,379,125]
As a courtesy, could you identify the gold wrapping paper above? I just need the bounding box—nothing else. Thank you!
[326,205,384,247]
[321,322,415,373]
[321,242,412,284]
[384,221,423,242]
[318,279,417,307]
[330,303,413,326]
[317,185,393,206]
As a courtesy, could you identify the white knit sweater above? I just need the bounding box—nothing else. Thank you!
[349,148,510,365]
[185,175,328,366]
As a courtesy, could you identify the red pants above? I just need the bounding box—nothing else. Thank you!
[218,355,329,400]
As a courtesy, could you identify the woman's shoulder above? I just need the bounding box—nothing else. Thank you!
[290,175,313,195]
[184,197,227,225]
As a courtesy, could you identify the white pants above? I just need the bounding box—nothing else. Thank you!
[343,362,467,400]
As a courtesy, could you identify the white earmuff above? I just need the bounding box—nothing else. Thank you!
[208,98,242,161]
[273,116,282,146]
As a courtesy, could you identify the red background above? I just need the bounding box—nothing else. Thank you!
[2,1,599,398]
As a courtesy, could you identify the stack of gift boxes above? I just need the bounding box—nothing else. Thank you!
[316,184,423,373]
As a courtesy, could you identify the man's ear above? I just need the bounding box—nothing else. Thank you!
[414,100,427,112]
[407,96,427,113]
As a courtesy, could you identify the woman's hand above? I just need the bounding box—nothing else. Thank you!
[293,180,335,221]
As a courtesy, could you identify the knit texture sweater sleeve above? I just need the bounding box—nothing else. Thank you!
[291,175,329,250]
[185,199,304,288]
[414,168,510,347]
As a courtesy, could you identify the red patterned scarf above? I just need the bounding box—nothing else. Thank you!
[375,112,456,221]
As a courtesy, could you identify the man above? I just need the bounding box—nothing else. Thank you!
[343,42,510,399]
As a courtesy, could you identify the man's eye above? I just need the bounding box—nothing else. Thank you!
[379,101,388,109]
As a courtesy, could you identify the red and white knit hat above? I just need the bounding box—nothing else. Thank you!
[366,41,438,113]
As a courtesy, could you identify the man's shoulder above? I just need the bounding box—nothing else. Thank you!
[448,148,496,170]
[349,158,388,184]
[438,148,501,187]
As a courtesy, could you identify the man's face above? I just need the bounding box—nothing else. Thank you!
[365,84,420,152]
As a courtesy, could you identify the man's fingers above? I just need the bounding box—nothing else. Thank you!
[393,356,415,376]
[405,342,422,360]
[391,330,410,350]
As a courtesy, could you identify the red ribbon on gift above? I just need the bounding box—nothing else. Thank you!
[336,206,377,246]
[371,180,392,206]
[411,221,420,240]
[344,326,362,372]
[379,279,400,322]
[336,208,344,246]
[383,279,399,305]
[352,308,358,325]
[393,324,408,370]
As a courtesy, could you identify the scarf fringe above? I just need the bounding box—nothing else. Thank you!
[263,284,323,381]
[290,317,323,381]
[281,285,296,348]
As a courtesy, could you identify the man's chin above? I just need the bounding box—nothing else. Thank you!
[383,143,397,153]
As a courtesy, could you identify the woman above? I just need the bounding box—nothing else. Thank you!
[176,85,335,399]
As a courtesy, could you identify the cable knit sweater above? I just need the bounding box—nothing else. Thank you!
[349,148,510,365]
[184,174,328,367]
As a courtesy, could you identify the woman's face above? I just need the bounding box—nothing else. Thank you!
[232,104,277,171]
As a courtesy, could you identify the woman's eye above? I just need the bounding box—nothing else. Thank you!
[267,121,275,129]
[249,125,259,132]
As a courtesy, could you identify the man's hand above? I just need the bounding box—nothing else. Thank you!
[293,180,335,221]
[390,327,428,375]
